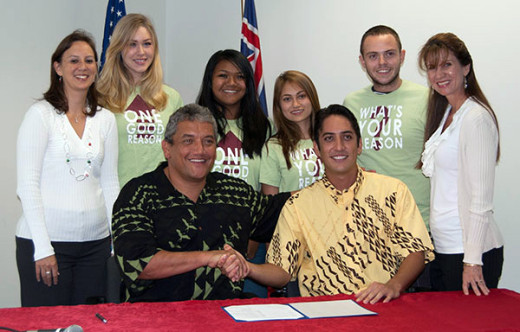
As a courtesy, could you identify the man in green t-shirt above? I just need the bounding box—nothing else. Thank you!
[344,25,431,291]
[343,25,430,229]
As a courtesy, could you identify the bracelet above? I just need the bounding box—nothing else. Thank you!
[463,263,482,267]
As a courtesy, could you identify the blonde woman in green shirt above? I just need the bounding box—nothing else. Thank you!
[98,14,183,186]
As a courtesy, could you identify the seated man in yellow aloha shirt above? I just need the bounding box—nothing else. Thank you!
[240,104,434,304]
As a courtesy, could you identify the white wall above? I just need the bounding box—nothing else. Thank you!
[1,0,518,308]
[0,0,167,309]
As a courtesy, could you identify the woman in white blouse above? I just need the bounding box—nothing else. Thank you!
[418,33,503,296]
[16,30,119,306]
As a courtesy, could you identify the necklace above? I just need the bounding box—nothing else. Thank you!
[60,115,93,181]
[69,110,85,124]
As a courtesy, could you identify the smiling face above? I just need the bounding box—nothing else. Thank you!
[211,60,247,118]
[162,120,217,186]
[122,26,155,84]
[279,81,313,133]
[360,34,405,93]
[426,50,470,108]
[314,115,362,191]
[53,41,97,95]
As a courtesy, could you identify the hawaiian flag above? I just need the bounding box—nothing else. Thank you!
[241,0,268,115]
[100,0,126,72]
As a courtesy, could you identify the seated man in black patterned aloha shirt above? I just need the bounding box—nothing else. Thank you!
[112,104,290,302]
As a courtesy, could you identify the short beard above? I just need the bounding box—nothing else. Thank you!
[368,69,401,93]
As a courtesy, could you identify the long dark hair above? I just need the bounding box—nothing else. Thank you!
[197,49,271,158]
[418,32,500,164]
[272,71,320,169]
[43,29,99,116]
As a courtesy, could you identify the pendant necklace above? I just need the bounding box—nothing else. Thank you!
[60,113,93,181]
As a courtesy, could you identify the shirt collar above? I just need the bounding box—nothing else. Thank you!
[153,161,216,198]
[321,166,364,202]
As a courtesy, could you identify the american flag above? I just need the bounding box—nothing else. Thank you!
[100,0,126,72]
[241,0,268,116]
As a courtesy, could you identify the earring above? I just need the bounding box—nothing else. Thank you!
[59,76,62,83]
[464,76,468,89]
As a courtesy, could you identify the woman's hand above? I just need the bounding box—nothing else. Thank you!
[35,255,59,287]
[462,264,489,296]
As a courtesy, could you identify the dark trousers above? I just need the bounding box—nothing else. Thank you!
[16,236,110,307]
[408,262,432,292]
[430,247,503,291]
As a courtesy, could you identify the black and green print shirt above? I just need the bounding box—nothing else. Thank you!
[112,162,289,302]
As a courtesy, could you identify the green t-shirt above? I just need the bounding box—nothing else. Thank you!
[114,84,183,187]
[260,138,324,192]
[211,118,272,191]
[343,80,430,227]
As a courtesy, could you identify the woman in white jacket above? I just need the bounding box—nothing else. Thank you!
[418,32,503,296]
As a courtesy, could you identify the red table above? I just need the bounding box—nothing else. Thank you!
[1,289,519,331]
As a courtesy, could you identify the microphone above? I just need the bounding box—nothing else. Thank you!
[26,325,83,332]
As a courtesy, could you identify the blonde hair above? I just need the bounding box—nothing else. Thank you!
[97,13,167,113]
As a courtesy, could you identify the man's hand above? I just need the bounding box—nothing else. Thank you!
[355,281,401,304]
[209,244,249,282]
[355,251,425,304]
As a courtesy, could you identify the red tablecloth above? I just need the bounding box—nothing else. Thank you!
[1,289,519,331]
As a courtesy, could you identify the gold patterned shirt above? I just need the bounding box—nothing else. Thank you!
[266,167,434,296]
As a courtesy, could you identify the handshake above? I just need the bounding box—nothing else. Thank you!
[208,244,251,283]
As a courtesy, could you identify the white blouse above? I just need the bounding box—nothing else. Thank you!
[421,98,503,264]
[16,100,120,261]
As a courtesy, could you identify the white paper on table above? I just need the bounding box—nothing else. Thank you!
[223,299,376,322]
[223,303,304,322]
[289,299,377,318]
